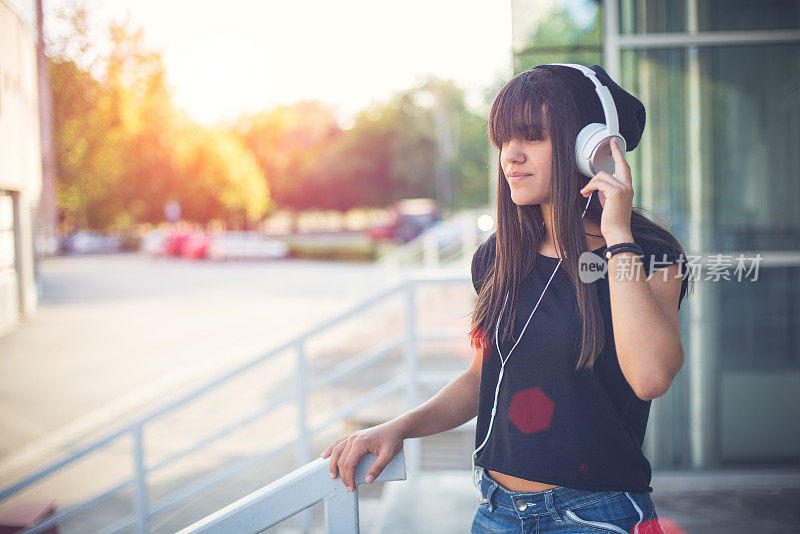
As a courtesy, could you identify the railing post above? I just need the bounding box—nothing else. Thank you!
[323,489,359,534]
[296,339,313,533]
[132,423,149,534]
[404,281,421,477]
[462,212,478,269]
[423,232,438,268]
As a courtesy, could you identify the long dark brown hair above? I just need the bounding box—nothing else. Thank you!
[469,66,693,372]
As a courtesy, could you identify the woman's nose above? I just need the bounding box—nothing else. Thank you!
[502,141,526,164]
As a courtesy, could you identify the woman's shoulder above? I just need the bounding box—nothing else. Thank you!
[632,227,685,272]
[632,226,691,308]
[471,231,497,295]
[474,231,497,258]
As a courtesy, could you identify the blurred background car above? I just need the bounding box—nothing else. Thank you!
[207,231,290,261]
[366,198,442,244]
[183,231,213,260]
[140,229,169,256]
[165,228,193,257]
[59,230,121,255]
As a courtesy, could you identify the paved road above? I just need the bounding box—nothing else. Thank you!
[0,250,477,532]
[0,252,468,474]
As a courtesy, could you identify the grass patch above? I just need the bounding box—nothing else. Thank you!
[287,241,378,262]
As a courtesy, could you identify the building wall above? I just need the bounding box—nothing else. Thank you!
[0,0,42,335]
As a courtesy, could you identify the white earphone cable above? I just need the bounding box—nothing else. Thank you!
[472,192,594,488]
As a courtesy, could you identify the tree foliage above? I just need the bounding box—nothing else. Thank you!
[48,2,490,231]
[49,7,269,230]
[514,3,603,71]
[240,76,490,212]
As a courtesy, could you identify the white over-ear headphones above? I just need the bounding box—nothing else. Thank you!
[542,63,627,179]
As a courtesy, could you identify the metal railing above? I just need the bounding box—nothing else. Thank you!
[176,450,407,534]
[0,270,472,534]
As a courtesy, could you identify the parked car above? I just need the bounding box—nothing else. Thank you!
[59,230,121,255]
[165,229,193,257]
[367,198,442,244]
[207,231,289,261]
[141,229,169,256]
[183,231,213,260]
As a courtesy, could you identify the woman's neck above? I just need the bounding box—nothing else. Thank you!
[539,203,605,255]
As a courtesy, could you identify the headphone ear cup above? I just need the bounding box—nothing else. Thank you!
[591,134,627,177]
[575,123,607,178]
[575,124,627,178]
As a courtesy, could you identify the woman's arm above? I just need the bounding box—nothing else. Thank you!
[390,350,482,439]
[322,348,483,491]
[580,139,685,401]
[606,245,685,401]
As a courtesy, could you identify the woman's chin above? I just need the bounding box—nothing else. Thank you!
[510,193,543,206]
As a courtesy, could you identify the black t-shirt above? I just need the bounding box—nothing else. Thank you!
[471,231,689,493]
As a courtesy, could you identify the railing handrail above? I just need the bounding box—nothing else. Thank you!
[176,450,407,533]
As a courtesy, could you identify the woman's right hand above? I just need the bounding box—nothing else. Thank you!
[319,420,405,493]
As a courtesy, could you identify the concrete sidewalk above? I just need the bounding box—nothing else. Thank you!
[649,468,800,533]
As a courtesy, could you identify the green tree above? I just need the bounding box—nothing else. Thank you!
[48,3,271,229]
[235,101,341,210]
[49,56,126,229]
[173,125,269,223]
[304,76,489,212]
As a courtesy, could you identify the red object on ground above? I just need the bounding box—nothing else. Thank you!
[631,517,687,534]
[639,517,686,534]
[0,500,59,533]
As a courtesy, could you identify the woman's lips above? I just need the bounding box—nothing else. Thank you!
[507,173,531,183]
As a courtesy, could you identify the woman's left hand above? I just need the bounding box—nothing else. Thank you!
[579,138,634,244]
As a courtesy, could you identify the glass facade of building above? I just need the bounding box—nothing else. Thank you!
[510,0,800,470]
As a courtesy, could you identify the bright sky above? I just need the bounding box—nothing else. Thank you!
[46,0,514,127]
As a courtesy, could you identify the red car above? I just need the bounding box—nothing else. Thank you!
[367,198,442,244]
[165,229,193,257]
[183,231,213,259]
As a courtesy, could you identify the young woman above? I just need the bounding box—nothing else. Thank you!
[322,64,691,534]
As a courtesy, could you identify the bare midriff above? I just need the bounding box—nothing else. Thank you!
[487,469,561,492]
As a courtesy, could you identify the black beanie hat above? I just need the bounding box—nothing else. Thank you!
[533,64,647,151]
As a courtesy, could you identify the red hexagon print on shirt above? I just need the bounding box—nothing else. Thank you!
[508,387,555,434]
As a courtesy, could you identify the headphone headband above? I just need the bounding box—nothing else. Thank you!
[540,63,621,137]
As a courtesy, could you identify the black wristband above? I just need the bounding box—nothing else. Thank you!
[604,242,643,260]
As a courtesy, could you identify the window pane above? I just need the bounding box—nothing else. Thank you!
[715,266,800,372]
[620,0,687,34]
[620,43,800,252]
[697,0,800,32]
[619,48,689,239]
[706,43,800,251]
[620,0,800,34]
[511,0,603,71]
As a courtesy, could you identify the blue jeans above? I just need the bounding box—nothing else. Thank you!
[471,468,664,533]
